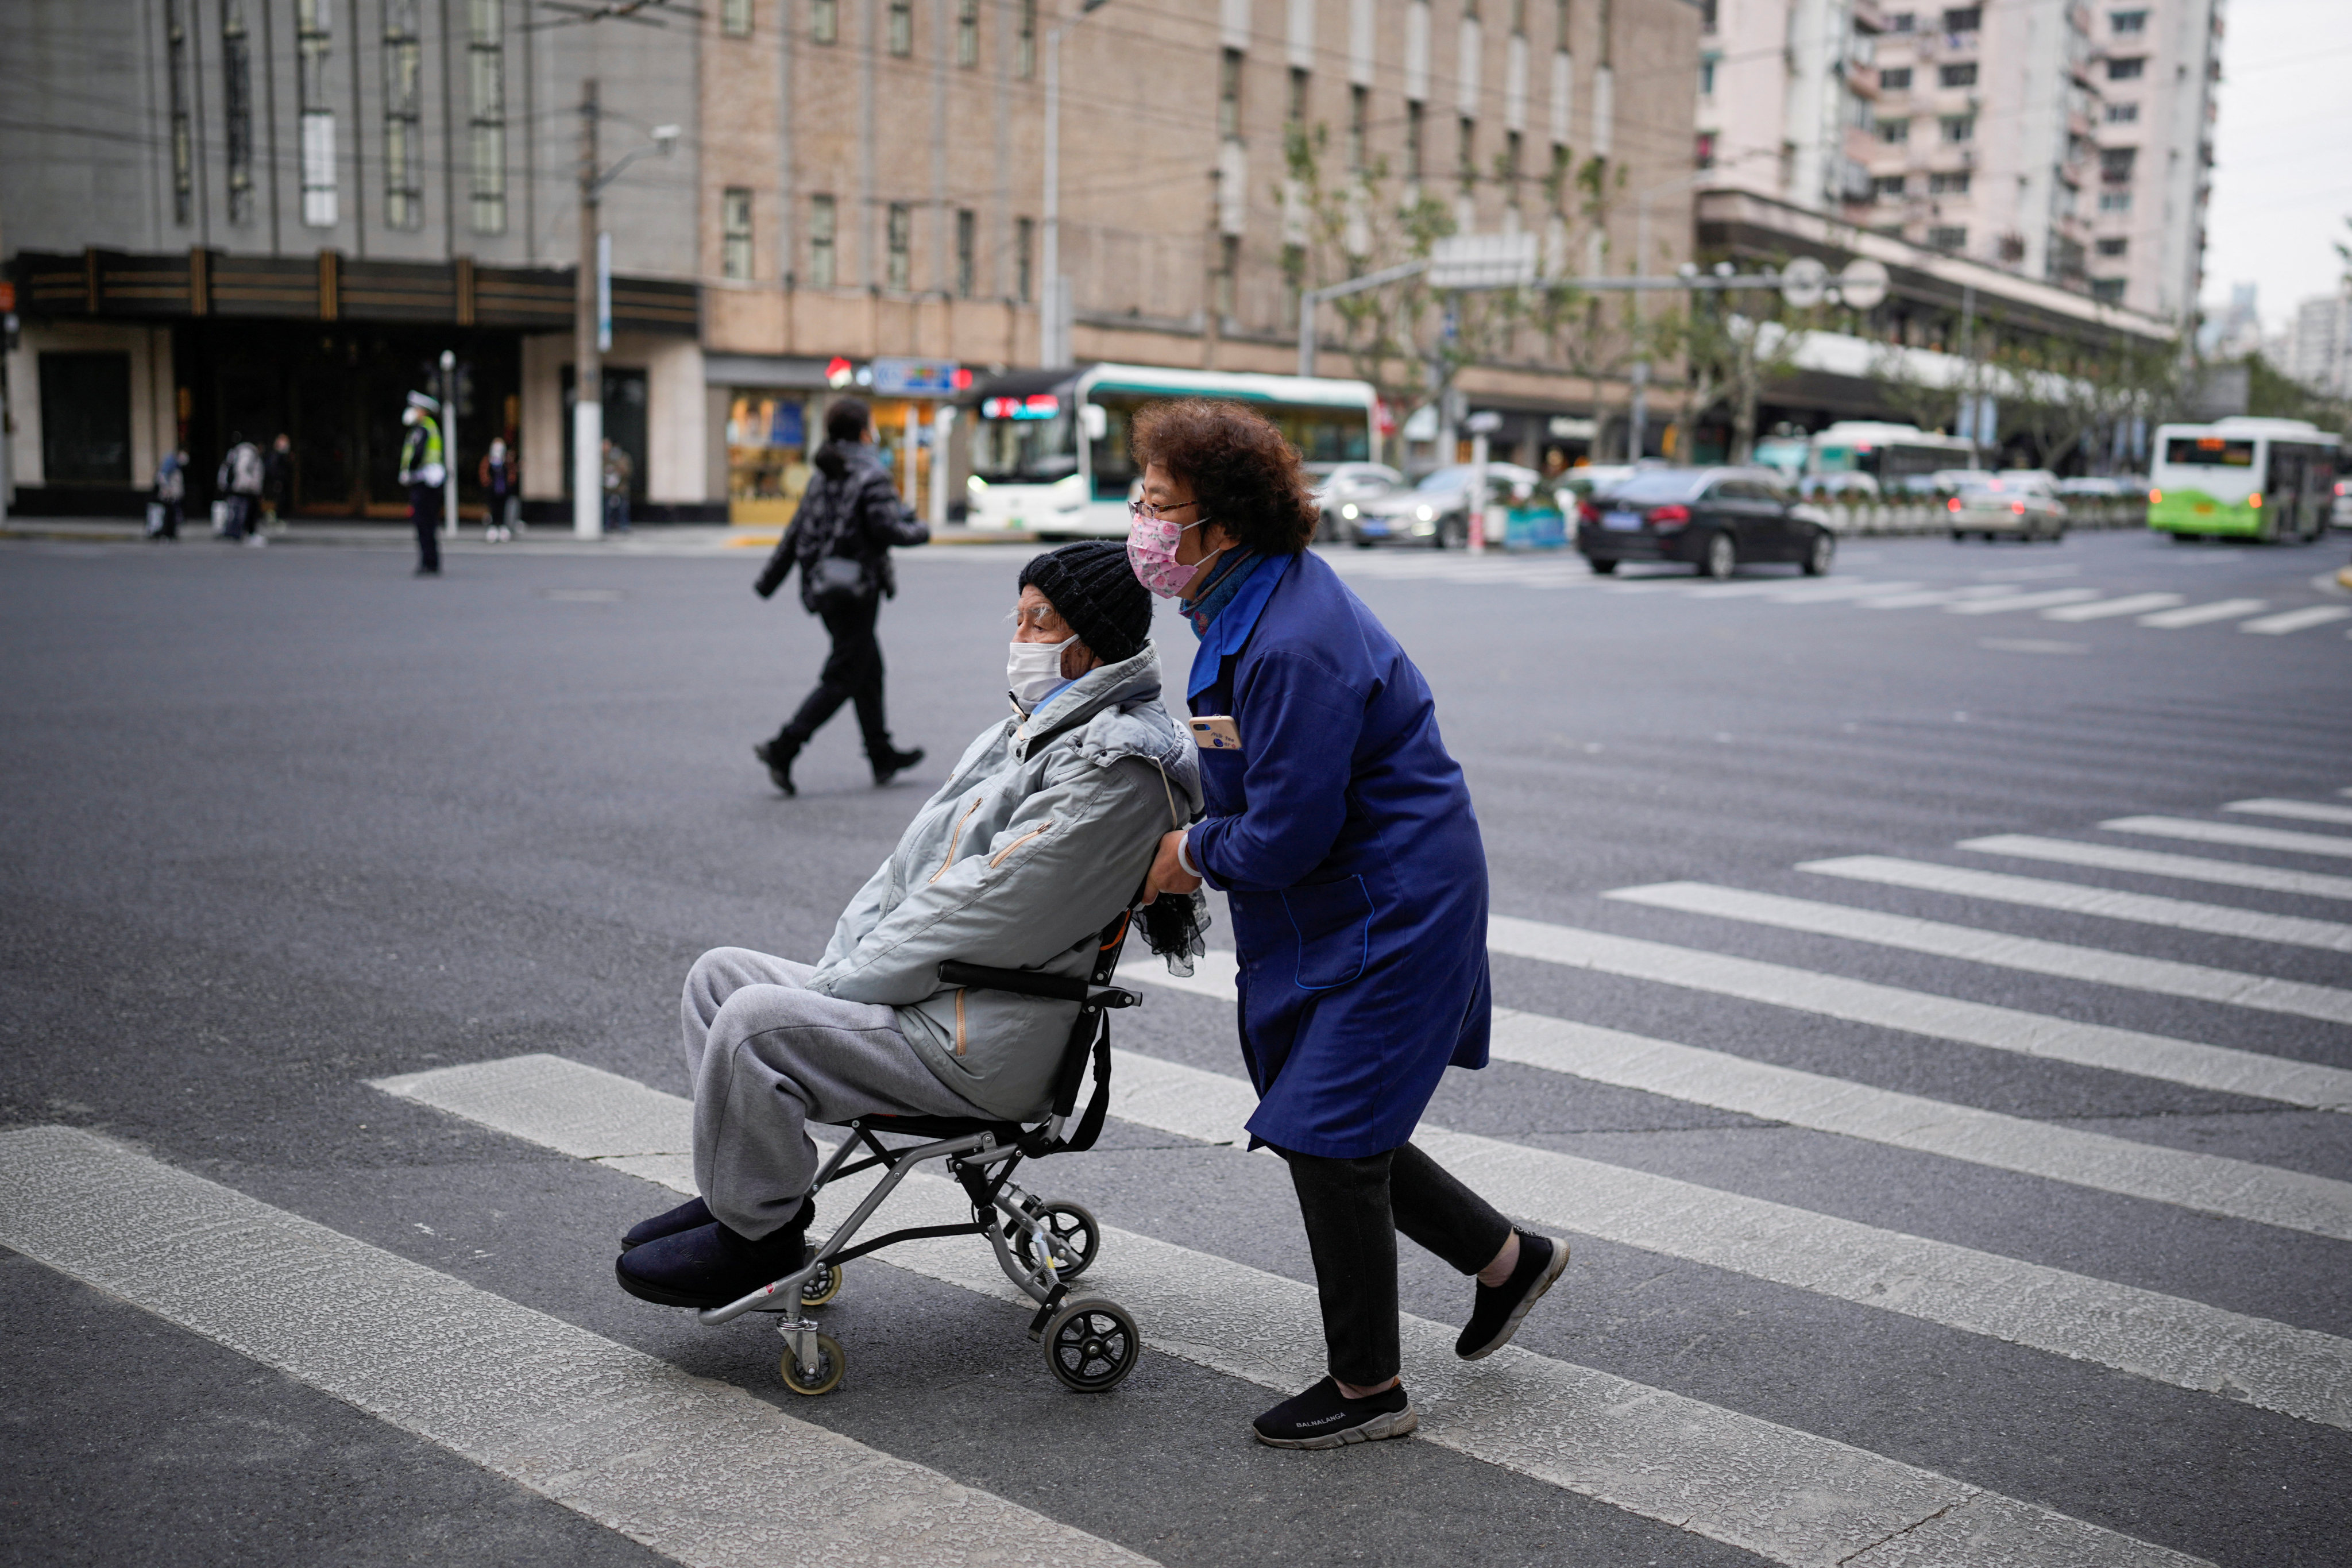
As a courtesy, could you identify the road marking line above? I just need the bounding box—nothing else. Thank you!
[1800,855,2352,952]
[1853,585,2013,608]
[2041,593,2185,621]
[1957,835,2352,901]
[1770,580,1931,603]
[1482,915,2352,1111]
[2226,797,2352,828]
[2137,598,2268,628]
[1945,589,2106,615]
[2103,816,2352,860]
[0,1125,1149,1568]
[1121,955,2352,1239]
[377,1057,2216,1565]
[2239,606,2352,635]
[1605,882,2352,1026]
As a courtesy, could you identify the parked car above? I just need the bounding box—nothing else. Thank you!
[2057,474,2138,499]
[1948,470,2069,542]
[1347,462,1542,548]
[1306,461,1404,542]
[1574,467,1835,580]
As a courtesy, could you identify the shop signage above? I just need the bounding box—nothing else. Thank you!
[870,357,971,396]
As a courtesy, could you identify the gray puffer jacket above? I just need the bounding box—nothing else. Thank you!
[805,646,1203,1119]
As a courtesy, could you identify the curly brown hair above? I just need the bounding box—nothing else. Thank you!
[1127,399,1320,556]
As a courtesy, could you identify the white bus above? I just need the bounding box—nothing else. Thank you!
[2148,417,2339,543]
[963,364,1381,538]
[1807,421,1979,495]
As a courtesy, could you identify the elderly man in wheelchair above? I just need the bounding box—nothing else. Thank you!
[616,541,1202,1393]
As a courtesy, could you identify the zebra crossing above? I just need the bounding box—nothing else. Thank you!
[1322,550,2352,637]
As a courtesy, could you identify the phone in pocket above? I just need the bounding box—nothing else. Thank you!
[1188,716,1243,751]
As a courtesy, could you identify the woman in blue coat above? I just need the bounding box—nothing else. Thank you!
[1131,400,1570,1449]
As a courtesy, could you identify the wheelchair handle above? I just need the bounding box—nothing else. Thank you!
[937,961,1140,1008]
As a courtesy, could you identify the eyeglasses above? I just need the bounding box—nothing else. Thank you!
[1127,497,1210,526]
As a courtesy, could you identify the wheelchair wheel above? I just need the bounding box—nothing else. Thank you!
[1015,1200,1100,1281]
[800,1264,844,1308]
[1043,1297,1139,1393]
[779,1333,846,1396]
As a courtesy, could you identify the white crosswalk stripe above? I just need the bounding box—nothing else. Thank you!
[1855,585,2013,608]
[2241,606,2352,635]
[1945,589,2106,615]
[2103,815,2352,860]
[373,1056,2219,1565]
[1957,835,2352,901]
[2227,797,2352,828]
[1122,955,2352,1241]
[1798,855,2352,952]
[0,1125,1150,1568]
[2138,598,2269,628]
[1606,882,2352,1025]
[2042,593,2186,621]
[1481,916,2352,1109]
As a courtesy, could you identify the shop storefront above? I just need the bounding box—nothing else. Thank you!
[708,354,967,527]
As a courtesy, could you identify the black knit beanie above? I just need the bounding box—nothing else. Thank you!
[1017,540,1153,665]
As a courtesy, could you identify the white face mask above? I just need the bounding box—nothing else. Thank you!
[1006,636,1080,710]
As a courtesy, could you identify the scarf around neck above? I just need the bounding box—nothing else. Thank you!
[1179,549,1264,638]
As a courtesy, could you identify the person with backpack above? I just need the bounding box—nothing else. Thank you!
[149,449,188,540]
[216,433,266,546]
[397,392,446,576]
[751,397,929,795]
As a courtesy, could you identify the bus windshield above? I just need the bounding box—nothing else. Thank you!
[2162,437,2256,468]
[971,405,1078,484]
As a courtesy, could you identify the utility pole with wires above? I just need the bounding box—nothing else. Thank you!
[571,78,677,539]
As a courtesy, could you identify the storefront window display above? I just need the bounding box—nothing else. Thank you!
[726,392,810,524]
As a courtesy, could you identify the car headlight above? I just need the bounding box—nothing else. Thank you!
[1342,503,1358,519]
[1416,505,1434,521]
[967,474,987,493]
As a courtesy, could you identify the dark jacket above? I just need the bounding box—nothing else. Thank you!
[755,443,929,611]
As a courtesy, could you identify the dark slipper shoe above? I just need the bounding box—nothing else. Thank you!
[615,1209,813,1311]
[621,1195,712,1252]
[1455,1230,1570,1361]
[1250,1377,1417,1449]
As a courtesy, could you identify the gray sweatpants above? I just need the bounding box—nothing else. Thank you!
[682,947,987,1239]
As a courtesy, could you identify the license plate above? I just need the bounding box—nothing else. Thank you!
[1602,510,1642,531]
[1359,519,1389,534]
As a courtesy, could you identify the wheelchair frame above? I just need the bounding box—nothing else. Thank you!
[696,906,1146,1396]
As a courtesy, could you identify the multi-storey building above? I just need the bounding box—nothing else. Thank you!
[2283,291,2352,399]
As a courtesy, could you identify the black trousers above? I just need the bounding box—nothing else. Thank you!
[410,484,442,573]
[1275,1141,1515,1387]
[775,595,891,760]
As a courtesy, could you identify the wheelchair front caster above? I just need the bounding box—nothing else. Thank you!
[1043,1297,1139,1392]
[778,1329,846,1396]
[1014,1199,1101,1281]
[800,1263,844,1308]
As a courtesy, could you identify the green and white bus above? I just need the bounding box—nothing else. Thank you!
[963,363,1380,538]
[2148,417,2339,543]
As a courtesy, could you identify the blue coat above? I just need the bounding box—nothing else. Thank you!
[1185,549,1491,1158]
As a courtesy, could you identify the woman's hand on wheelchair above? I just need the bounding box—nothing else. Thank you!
[1141,829,1202,906]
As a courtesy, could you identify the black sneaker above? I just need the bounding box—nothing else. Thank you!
[871,746,924,786]
[1455,1230,1570,1361]
[620,1195,712,1252]
[615,1208,814,1311]
[1250,1377,1418,1450]
[752,739,797,797]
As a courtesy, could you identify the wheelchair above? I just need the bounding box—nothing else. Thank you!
[695,903,1146,1398]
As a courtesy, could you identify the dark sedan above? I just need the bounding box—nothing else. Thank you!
[1575,467,1836,579]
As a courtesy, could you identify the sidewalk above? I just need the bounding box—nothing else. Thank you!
[0,517,1040,555]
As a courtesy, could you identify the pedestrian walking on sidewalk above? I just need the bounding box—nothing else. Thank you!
[216,434,265,545]
[601,440,633,535]
[398,392,446,576]
[262,433,294,530]
[1132,399,1569,1451]
[480,438,519,540]
[751,397,929,795]
[149,449,187,540]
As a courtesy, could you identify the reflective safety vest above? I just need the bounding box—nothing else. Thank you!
[400,415,445,484]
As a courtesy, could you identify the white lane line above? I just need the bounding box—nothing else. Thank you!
[0,1125,1149,1568]
[1945,589,2106,616]
[1958,835,2352,902]
[1764,580,1929,603]
[2241,606,2352,635]
[1854,586,2009,609]
[2137,599,2268,628]
[1482,915,2352,1111]
[2227,798,2352,828]
[1122,957,2352,1241]
[1109,1051,2352,1439]
[1605,882,2352,1026]
[1799,855,2352,953]
[2042,593,2187,622]
[380,1057,2218,1566]
[2103,816,2352,861]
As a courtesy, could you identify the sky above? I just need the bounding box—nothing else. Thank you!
[2200,0,2352,332]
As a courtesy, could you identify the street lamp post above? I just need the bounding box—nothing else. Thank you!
[440,350,458,539]
[1040,0,1113,369]
[572,79,677,538]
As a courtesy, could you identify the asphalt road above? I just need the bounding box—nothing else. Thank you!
[3,524,2349,1567]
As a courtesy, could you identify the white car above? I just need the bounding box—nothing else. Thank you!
[1948,470,2069,542]
[1307,462,1403,541]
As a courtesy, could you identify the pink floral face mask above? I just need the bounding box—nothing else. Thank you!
[1126,501,1216,599]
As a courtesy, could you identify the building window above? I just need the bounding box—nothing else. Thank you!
[1504,130,1523,201]
[2105,101,2139,123]
[38,352,134,485]
[1556,0,1571,48]
[1874,173,1907,199]
[1698,0,1716,34]
[1927,225,1965,250]
[813,0,837,45]
[1457,116,1477,188]
[1939,62,1976,87]
[955,208,975,296]
[2090,278,2125,303]
[1405,99,1425,180]
[2106,56,2144,80]
[1941,6,1980,33]
[468,0,507,234]
[1215,234,1238,319]
[2095,236,2127,257]
[1696,132,1718,170]
[383,0,424,229]
[1017,0,1036,78]
[1289,67,1310,127]
[887,0,912,55]
[2110,9,2147,33]
[1221,49,1244,140]
[886,203,911,291]
[2099,146,2136,183]
[1885,10,1915,30]
[1511,0,1527,35]
[166,0,194,225]
[1939,114,1975,141]
[721,0,751,34]
[295,0,337,226]
[809,194,836,287]
[721,187,754,279]
[1928,169,1969,194]
[1876,117,1911,143]
[2098,189,2131,211]
[1348,86,1369,169]
[1015,215,1033,302]
[957,0,978,66]
[1699,54,1717,95]
[222,1,255,225]
[1879,66,1911,90]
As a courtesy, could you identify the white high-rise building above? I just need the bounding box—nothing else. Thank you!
[2284,293,2352,397]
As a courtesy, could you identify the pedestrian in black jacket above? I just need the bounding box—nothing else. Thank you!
[752,397,930,795]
